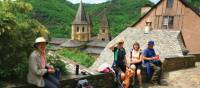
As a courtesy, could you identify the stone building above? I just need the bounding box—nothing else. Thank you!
[71,0,92,42]
[98,9,110,41]
[59,0,111,57]
[131,0,200,54]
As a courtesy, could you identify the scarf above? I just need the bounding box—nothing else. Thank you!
[40,50,46,69]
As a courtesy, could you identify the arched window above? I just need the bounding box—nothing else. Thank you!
[82,27,85,32]
[76,27,79,32]
[102,29,106,33]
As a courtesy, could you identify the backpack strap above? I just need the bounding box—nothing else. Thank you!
[139,49,142,57]
[130,48,133,59]
[114,48,119,62]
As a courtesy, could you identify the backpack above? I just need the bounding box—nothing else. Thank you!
[76,79,93,88]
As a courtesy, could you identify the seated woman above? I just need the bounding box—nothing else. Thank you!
[129,42,143,88]
[27,37,60,88]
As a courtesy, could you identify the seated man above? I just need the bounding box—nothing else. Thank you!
[142,40,162,85]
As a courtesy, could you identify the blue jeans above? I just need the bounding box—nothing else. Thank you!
[44,69,61,88]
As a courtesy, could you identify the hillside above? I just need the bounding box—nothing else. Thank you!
[24,0,153,38]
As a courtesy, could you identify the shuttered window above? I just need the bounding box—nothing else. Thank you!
[167,0,173,8]
[163,16,174,29]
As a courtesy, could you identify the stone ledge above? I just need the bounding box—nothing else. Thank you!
[162,55,196,72]
[2,74,115,88]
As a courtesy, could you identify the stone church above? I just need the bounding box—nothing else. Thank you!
[71,0,110,42]
[71,0,92,42]
[60,0,111,57]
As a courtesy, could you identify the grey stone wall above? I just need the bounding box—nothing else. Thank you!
[61,74,115,88]
[192,54,200,62]
[162,55,196,72]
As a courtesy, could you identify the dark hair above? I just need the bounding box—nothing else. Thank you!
[133,42,140,50]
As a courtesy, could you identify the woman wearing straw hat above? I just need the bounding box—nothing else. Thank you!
[27,37,60,88]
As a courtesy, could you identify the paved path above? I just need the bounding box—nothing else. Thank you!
[143,62,200,88]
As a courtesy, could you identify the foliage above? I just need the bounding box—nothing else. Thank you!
[57,49,95,68]
[47,55,69,75]
[24,0,75,38]
[24,0,153,38]
[85,0,153,37]
[0,0,49,80]
[187,0,200,8]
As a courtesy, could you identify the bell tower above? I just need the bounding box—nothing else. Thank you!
[71,0,91,42]
[98,8,109,41]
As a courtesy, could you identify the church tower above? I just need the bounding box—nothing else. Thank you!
[71,0,91,42]
[98,8,109,41]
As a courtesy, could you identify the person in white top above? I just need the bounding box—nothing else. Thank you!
[129,42,143,87]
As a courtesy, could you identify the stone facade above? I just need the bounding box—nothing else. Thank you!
[131,0,200,54]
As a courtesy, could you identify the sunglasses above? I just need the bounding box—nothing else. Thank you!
[118,42,124,44]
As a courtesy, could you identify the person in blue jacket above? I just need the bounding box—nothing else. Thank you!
[142,40,162,85]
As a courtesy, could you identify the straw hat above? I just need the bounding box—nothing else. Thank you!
[33,37,48,48]
[116,38,124,44]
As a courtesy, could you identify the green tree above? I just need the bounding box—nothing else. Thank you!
[187,0,200,8]
[0,0,49,80]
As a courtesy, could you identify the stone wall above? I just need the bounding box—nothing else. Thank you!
[162,55,196,72]
[11,74,115,88]
[192,54,200,62]
[61,74,115,88]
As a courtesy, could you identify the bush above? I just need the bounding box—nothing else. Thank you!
[0,1,48,80]
[57,49,95,68]
[47,55,69,75]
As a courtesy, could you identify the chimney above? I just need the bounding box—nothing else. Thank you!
[144,18,152,34]
[141,7,151,16]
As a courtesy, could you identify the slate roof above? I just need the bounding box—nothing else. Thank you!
[60,40,86,48]
[49,38,66,45]
[84,40,109,54]
[86,40,109,48]
[100,8,109,28]
[90,28,186,71]
[72,0,88,25]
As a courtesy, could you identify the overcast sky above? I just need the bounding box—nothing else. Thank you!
[66,0,160,4]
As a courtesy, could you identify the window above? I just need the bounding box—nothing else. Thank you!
[162,16,174,29]
[82,27,84,32]
[167,0,173,8]
[76,27,79,32]
[102,29,105,33]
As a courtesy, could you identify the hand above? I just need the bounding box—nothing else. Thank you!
[153,55,160,60]
[48,68,55,73]
[152,57,156,60]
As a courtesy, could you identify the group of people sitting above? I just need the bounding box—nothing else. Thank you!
[109,38,162,88]
[27,37,162,88]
